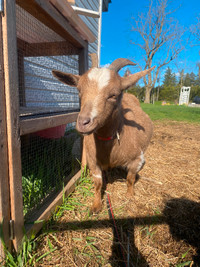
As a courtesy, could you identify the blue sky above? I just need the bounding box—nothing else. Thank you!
[100,0,200,82]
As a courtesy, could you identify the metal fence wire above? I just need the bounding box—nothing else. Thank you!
[16,4,81,220]
[21,129,81,220]
[16,4,80,113]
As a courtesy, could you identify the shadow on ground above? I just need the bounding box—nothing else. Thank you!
[45,196,200,266]
[163,198,200,267]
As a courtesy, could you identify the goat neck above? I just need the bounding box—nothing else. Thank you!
[94,105,123,140]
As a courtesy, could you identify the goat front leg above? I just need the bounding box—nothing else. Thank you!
[127,153,145,197]
[126,170,136,197]
[90,170,103,214]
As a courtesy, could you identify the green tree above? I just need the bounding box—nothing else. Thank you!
[159,67,179,101]
[127,85,145,101]
[189,72,197,86]
[184,73,191,86]
[190,85,200,100]
[182,72,197,86]
[159,85,179,101]
[163,67,177,87]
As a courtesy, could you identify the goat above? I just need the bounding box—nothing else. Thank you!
[52,58,154,213]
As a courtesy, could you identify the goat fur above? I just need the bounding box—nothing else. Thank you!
[52,60,154,213]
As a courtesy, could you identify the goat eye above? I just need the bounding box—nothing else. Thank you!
[108,94,117,101]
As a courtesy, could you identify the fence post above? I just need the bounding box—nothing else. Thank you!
[2,0,24,251]
[79,45,88,167]
[0,15,11,259]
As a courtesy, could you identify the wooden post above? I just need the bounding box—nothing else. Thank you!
[0,15,11,258]
[79,45,88,167]
[79,45,88,75]
[2,0,24,251]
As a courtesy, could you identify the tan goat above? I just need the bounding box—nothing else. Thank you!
[52,58,154,213]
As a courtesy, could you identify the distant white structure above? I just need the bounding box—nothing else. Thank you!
[179,86,191,105]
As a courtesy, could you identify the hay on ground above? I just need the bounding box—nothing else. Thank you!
[35,121,200,267]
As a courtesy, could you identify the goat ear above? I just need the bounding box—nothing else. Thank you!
[52,70,80,87]
[120,67,155,90]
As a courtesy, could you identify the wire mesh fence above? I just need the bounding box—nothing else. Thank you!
[0,0,94,254]
[21,127,81,220]
[15,4,82,221]
[16,4,80,114]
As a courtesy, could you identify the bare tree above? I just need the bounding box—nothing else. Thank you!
[191,16,200,46]
[190,16,200,75]
[131,0,184,103]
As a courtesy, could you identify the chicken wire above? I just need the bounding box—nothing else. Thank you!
[16,4,80,114]
[15,4,82,220]
[21,128,81,220]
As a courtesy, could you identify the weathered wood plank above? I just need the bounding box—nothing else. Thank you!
[72,6,100,18]
[0,16,11,258]
[19,107,79,117]
[2,0,24,251]
[67,0,75,4]
[20,111,79,135]
[78,46,88,166]
[79,46,89,75]
[25,170,81,236]
[16,0,88,49]
[50,0,96,43]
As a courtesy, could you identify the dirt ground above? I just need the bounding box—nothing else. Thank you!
[36,121,200,267]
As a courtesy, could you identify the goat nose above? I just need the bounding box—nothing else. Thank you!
[79,116,91,126]
[83,117,91,125]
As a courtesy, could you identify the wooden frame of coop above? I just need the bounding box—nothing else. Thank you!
[0,0,96,257]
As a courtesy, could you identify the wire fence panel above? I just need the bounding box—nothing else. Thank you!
[15,4,82,222]
[16,4,80,113]
[21,128,81,221]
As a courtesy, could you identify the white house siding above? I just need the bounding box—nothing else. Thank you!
[16,1,101,112]
[24,56,79,109]
[75,0,100,67]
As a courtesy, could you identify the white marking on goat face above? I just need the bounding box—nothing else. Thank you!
[88,68,111,90]
[137,151,145,172]
[90,105,98,121]
[90,96,99,121]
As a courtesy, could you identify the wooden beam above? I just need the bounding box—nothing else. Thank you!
[20,111,79,135]
[17,38,79,57]
[16,0,88,49]
[0,16,11,257]
[2,0,24,251]
[67,0,75,4]
[50,0,96,43]
[79,46,88,75]
[25,170,81,236]
[78,46,88,167]
[72,6,100,18]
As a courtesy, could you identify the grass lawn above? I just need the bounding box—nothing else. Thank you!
[141,102,200,123]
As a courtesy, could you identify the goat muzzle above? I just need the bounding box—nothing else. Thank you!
[76,114,95,135]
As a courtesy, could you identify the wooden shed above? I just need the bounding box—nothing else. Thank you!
[0,0,111,257]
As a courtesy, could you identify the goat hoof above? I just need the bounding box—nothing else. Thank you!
[90,203,102,215]
[126,189,134,199]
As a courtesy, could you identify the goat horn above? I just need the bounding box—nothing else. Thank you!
[89,53,98,68]
[108,58,136,72]
[121,66,156,90]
